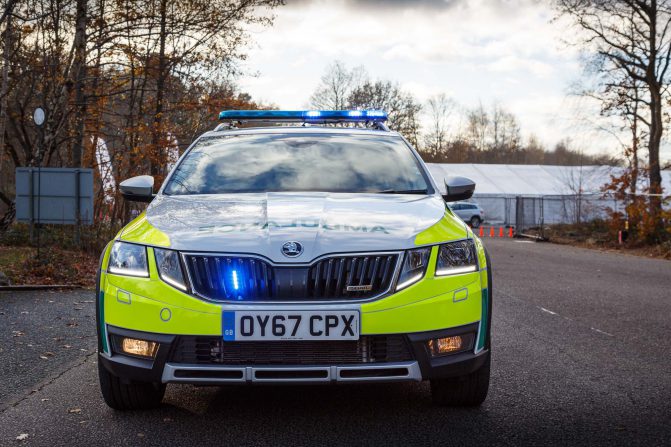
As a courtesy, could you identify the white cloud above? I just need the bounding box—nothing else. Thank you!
[483,56,554,78]
[238,0,616,153]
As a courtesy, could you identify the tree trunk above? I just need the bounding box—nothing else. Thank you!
[629,90,638,196]
[151,0,168,178]
[645,0,663,236]
[0,12,12,180]
[71,0,88,168]
[647,85,663,222]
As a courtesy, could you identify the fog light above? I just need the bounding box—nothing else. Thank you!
[121,338,158,358]
[426,333,476,357]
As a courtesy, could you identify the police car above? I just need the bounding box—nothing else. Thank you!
[96,110,492,410]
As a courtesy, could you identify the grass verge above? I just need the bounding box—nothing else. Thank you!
[541,221,671,260]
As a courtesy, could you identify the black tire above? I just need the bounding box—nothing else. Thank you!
[469,216,482,228]
[430,353,490,407]
[98,360,165,410]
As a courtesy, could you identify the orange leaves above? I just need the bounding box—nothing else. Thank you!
[0,245,98,287]
[602,170,671,245]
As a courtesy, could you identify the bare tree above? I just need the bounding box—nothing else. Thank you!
[309,60,366,110]
[424,93,456,159]
[348,79,422,146]
[559,143,587,223]
[490,103,521,155]
[466,102,489,152]
[556,0,671,227]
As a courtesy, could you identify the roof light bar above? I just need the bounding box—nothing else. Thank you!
[218,110,388,122]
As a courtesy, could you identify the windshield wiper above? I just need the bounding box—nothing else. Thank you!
[376,189,428,194]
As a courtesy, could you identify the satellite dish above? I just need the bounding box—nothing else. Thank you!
[33,108,45,126]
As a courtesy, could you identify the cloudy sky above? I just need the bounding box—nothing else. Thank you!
[237,0,623,155]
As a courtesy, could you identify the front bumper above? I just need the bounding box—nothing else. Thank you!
[98,324,489,385]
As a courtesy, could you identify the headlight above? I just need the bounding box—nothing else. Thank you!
[436,239,478,276]
[154,248,187,291]
[396,247,431,291]
[108,242,148,277]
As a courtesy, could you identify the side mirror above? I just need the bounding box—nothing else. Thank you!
[120,175,155,203]
[443,176,475,202]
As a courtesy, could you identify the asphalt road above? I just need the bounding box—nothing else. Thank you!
[0,240,669,446]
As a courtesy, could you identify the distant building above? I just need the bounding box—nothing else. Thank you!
[427,164,671,228]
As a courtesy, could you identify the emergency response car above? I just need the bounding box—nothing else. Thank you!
[96,110,492,410]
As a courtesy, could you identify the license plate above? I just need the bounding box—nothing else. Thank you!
[223,310,359,341]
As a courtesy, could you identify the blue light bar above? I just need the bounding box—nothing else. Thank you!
[218,110,388,122]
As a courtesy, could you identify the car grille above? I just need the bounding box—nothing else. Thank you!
[169,335,414,365]
[183,253,400,302]
[185,256,275,301]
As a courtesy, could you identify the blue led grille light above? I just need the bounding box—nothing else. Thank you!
[218,110,388,122]
[232,270,239,290]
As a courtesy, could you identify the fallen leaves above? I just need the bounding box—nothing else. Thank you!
[12,330,24,337]
[68,408,82,414]
[16,433,29,441]
[0,246,98,287]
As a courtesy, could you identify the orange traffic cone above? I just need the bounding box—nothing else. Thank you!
[509,227,514,238]
[489,227,495,238]
[479,227,484,237]
[499,227,504,238]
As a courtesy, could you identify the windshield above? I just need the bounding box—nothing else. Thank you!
[163,133,431,195]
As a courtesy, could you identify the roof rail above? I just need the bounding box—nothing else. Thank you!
[215,110,390,131]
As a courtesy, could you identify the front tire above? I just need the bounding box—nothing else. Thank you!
[98,360,165,410]
[469,216,482,228]
[430,354,490,407]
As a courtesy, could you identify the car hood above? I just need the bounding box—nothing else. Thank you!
[132,193,463,263]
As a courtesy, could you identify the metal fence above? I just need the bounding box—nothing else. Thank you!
[472,193,622,232]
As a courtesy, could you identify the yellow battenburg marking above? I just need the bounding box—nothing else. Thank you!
[414,212,468,246]
[119,212,171,247]
[104,282,222,335]
[361,268,482,333]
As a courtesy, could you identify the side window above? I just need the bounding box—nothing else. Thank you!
[451,204,462,210]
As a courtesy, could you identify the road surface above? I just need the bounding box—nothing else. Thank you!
[0,239,669,446]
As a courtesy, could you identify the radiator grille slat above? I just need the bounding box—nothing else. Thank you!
[306,254,398,299]
[170,335,414,365]
[184,253,399,302]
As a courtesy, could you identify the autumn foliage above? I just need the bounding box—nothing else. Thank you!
[0,0,281,230]
[603,169,671,244]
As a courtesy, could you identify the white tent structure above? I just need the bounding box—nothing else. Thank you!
[426,163,671,228]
